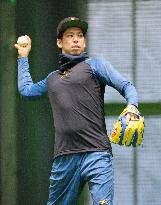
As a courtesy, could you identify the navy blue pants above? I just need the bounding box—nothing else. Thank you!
[47,152,114,205]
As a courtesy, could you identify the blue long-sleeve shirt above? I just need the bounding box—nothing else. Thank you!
[18,57,138,106]
[18,56,138,157]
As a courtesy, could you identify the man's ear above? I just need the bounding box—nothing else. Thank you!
[57,38,62,48]
[83,38,86,49]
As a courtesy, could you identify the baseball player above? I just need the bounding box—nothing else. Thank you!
[15,17,144,205]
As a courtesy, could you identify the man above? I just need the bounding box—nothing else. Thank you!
[15,17,139,205]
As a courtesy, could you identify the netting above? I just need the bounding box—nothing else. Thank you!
[88,0,161,103]
[1,1,160,205]
[87,1,161,205]
[105,116,161,205]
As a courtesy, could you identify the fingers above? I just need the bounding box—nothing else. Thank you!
[14,44,19,49]
[14,43,26,48]
[14,35,32,58]
[14,43,28,49]
[126,113,138,126]
[126,113,131,126]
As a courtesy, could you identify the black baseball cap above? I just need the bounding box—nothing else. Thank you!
[57,17,88,38]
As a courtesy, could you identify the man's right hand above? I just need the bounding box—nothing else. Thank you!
[14,35,31,58]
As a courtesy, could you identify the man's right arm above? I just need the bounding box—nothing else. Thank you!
[15,35,48,96]
[18,57,47,96]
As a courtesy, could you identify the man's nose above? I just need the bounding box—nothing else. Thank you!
[73,36,78,42]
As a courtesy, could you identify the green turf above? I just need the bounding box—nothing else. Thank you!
[104,103,161,116]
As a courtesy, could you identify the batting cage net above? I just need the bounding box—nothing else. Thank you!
[88,1,161,205]
[1,1,161,205]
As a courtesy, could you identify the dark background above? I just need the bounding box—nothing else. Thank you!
[1,1,161,205]
[0,1,88,205]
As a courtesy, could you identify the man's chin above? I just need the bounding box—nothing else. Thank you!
[71,50,82,55]
[63,49,84,55]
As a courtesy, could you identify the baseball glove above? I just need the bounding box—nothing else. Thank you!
[109,106,144,147]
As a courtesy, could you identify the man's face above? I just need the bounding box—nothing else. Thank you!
[57,27,86,55]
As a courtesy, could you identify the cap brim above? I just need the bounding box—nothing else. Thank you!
[58,20,88,37]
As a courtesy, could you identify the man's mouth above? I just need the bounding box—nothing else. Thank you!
[72,45,80,49]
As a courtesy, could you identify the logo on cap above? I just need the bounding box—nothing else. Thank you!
[70,17,76,20]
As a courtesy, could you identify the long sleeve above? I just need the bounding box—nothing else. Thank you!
[18,57,48,96]
[85,58,138,107]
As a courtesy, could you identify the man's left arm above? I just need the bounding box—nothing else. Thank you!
[85,58,139,124]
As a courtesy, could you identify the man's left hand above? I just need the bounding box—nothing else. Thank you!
[126,104,138,125]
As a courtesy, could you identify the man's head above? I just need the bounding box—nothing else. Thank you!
[56,17,88,55]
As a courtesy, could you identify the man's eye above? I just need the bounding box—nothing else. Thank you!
[78,34,83,37]
[67,34,73,38]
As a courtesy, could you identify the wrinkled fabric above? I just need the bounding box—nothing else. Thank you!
[58,52,89,72]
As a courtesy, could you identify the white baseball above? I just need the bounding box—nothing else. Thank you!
[17,36,28,47]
